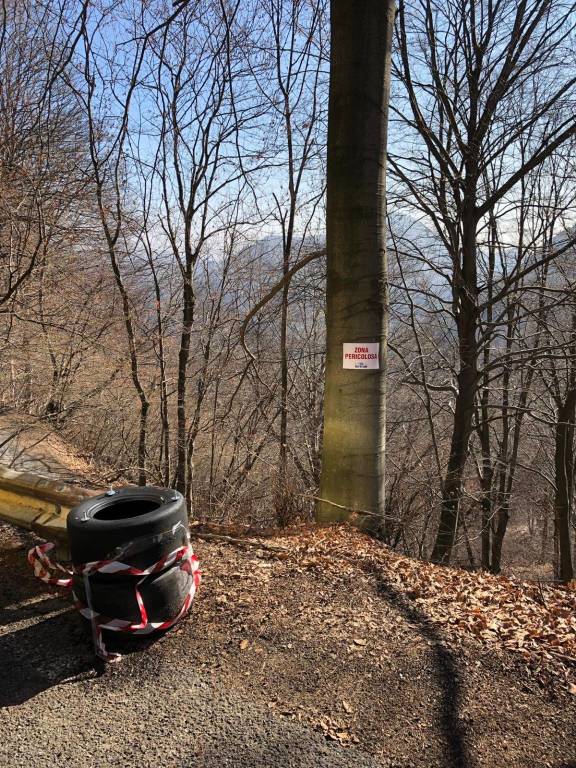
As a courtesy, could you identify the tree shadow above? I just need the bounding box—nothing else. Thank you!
[0,603,175,708]
[0,549,52,611]
[0,608,100,707]
[375,575,475,768]
[0,594,66,627]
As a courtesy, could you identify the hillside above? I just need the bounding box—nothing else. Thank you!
[1,521,575,768]
[0,411,108,487]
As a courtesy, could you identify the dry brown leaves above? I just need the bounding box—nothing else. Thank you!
[260,525,576,689]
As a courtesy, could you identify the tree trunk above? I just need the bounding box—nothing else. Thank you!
[277,199,295,526]
[431,351,477,562]
[105,239,150,487]
[480,483,492,570]
[277,263,291,526]
[317,0,395,527]
[490,503,509,575]
[553,390,576,583]
[477,399,493,570]
[175,273,194,501]
[431,204,478,563]
[150,264,171,486]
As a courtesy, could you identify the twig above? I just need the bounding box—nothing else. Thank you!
[191,531,290,554]
[239,250,325,360]
[301,494,399,522]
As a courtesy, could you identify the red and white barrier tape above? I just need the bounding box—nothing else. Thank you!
[28,541,74,588]
[28,539,201,662]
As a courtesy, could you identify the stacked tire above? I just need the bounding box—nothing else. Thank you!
[67,487,192,626]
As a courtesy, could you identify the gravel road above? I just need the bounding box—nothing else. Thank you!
[0,556,377,768]
[3,521,576,768]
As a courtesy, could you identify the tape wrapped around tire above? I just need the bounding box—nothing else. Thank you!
[72,564,193,624]
[67,487,188,569]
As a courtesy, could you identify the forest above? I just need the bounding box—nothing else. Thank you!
[1,0,576,584]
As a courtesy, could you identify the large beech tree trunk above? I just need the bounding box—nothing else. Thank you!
[317,0,395,526]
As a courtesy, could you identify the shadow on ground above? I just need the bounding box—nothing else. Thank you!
[376,575,475,768]
[0,551,47,608]
[0,594,65,627]
[0,542,173,708]
[0,608,100,707]
[0,597,172,707]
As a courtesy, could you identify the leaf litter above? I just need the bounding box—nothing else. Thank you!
[203,523,575,692]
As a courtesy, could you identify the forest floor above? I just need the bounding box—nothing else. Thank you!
[0,520,575,768]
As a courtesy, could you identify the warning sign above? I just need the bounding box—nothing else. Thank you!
[342,342,380,369]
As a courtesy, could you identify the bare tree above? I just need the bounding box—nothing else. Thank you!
[247,0,327,523]
[392,0,576,563]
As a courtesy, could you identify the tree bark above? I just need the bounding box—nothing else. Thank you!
[490,503,510,576]
[317,0,395,527]
[431,204,479,562]
[175,271,194,500]
[553,390,576,583]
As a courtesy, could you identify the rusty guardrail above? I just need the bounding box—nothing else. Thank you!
[0,465,99,555]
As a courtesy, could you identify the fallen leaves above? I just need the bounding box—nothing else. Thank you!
[199,523,575,693]
[254,524,576,691]
[292,527,576,662]
[314,714,359,746]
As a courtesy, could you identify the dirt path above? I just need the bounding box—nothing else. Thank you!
[0,412,107,485]
[1,522,575,768]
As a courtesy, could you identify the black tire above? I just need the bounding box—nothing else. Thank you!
[72,563,193,624]
[67,487,188,570]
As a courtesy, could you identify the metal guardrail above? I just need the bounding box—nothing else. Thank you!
[0,465,98,553]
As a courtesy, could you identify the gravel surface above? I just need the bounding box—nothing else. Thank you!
[1,522,575,768]
[0,608,377,767]
[0,526,376,768]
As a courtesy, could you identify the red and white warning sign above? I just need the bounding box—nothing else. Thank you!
[343,342,380,369]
